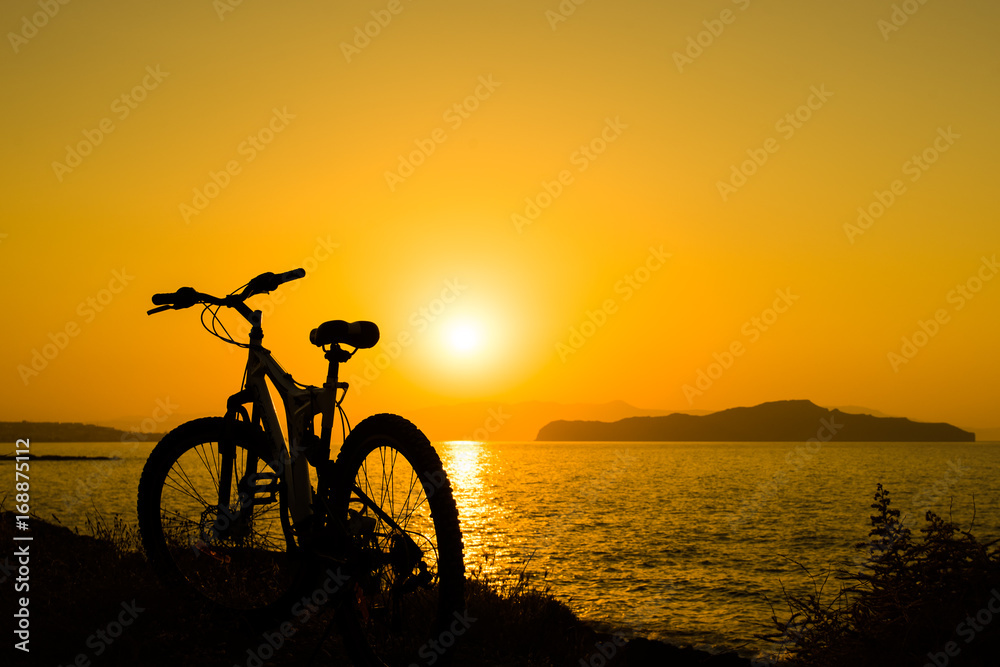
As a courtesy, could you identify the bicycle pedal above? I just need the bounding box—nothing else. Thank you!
[249,471,280,505]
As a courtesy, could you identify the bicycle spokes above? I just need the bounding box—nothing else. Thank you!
[149,430,299,609]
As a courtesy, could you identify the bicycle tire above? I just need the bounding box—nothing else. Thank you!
[330,414,466,667]
[137,417,305,612]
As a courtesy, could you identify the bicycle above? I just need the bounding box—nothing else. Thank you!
[136,268,466,666]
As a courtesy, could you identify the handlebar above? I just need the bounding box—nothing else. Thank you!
[147,268,305,316]
[245,268,306,296]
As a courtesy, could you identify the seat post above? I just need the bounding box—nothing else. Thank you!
[324,344,351,388]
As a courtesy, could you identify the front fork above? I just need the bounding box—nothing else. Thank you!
[207,391,284,543]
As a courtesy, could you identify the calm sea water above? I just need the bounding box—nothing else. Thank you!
[5,439,999,659]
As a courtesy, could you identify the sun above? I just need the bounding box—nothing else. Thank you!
[446,320,481,354]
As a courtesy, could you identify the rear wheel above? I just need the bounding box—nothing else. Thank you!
[330,414,466,667]
[137,417,302,611]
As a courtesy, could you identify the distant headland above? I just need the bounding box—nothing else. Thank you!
[535,400,975,442]
[0,421,164,443]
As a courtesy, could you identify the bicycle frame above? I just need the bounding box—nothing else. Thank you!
[213,306,423,556]
[222,310,342,532]
[140,270,465,665]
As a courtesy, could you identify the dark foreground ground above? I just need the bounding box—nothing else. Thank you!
[1,512,750,667]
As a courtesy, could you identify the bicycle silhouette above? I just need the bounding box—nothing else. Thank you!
[136,268,465,666]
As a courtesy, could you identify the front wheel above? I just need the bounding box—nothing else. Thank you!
[330,414,466,667]
[137,417,302,611]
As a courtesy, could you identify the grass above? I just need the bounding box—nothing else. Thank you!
[83,508,143,555]
[759,484,1000,666]
[462,553,604,664]
[3,508,670,667]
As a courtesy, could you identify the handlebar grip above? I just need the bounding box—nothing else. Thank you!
[247,269,306,295]
[247,272,277,293]
[150,287,199,308]
[277,268,306,283]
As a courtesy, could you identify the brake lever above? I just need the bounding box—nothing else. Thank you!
[147,305,173,316]
[244,272,278,297]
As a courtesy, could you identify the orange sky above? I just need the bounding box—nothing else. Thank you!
[2,0,998,431]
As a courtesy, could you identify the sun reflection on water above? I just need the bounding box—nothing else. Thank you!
[442,440,485,489]
[436,440,521,581]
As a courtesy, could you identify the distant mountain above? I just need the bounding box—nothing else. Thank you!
[0,421,164,443]
[827,405,897,419]
[829,406,997,441]
[535,400,975,442]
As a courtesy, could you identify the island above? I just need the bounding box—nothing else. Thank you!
[536,400,975,442]
[0,421,164,443]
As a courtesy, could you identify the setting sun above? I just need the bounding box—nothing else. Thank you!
[445,320,482,355]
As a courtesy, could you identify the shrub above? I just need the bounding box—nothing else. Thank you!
[760,484,1000,666]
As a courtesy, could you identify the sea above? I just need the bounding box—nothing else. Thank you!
[4,439,999,661]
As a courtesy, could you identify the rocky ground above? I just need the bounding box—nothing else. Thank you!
[2,511,752,666]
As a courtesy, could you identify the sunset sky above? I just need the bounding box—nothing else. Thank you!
[2,0,998,432]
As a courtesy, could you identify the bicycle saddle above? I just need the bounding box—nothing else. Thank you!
[309,320,380,349]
